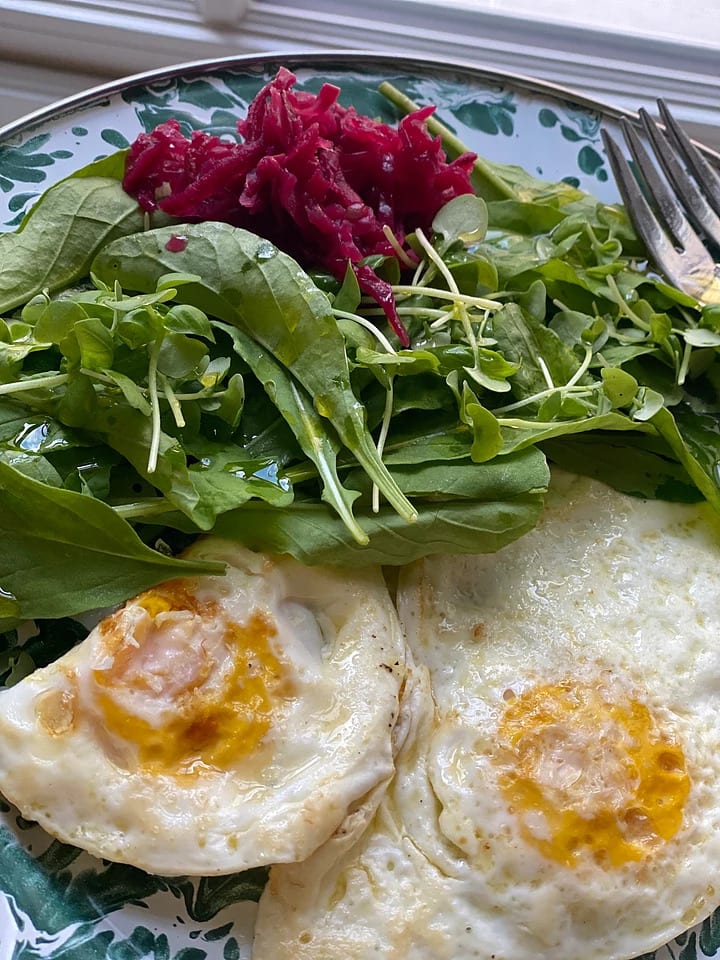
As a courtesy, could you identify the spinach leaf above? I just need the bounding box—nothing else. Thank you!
[345,449,548,501]
[210,493,542,567]
[0,461,223,624]
[0,449,63,487]
[0,178,151,314]
[542,433,702,502]
[383,417,473,464]
[486,200,567,235]
[186,443,293,511]
[68,401,211,525]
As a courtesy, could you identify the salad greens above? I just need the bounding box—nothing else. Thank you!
[2,86,720,633]
[0,173,157,315]
[0,462,224,630]
[91,221,417,530]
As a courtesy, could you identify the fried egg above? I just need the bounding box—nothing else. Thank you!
[0,539,409,876]
[253,472,720,960]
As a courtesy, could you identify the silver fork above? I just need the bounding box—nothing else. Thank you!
[600,101,720,303]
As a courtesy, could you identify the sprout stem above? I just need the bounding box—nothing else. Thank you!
[146,339,162,474]
[0,373,68,395]
[378,81,518,201]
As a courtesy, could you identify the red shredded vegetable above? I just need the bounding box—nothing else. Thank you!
[123,67,477,346]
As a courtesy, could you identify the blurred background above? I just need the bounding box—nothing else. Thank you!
[1,0,720,147]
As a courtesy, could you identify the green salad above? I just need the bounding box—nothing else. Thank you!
[0,78,719,660]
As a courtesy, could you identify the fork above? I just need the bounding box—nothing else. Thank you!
[600,101,720,304]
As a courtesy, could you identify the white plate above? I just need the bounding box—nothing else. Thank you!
[0,51,718,960]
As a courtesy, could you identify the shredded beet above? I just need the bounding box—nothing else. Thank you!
[123,68,477,346]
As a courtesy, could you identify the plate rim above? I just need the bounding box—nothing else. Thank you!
[3,48,717,167]
[0,47,679,144]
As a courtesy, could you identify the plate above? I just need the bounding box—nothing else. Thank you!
[0,50,718,960]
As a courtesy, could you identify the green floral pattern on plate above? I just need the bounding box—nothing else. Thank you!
[0,59,621,231]
[0,809,264,959]
[0,53,717,960]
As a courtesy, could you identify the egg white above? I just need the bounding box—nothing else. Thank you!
[0,539,410,876]
[253,472,720,960]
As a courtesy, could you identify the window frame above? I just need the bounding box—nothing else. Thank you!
[1,0,719,147]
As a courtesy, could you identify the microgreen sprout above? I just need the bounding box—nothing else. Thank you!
[413,227,501,392]
[537,355,555,391]
[159,373,185,428]
[493,383,601,417]
[373,378,395,515]
[333,309,399,355]
[0,373,69,395]
[391,284,500,311]
[382,224,417,269]
[332,309,398,512]
[605,275,651,332]
[146,338,163,474]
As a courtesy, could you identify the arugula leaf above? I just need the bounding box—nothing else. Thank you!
[92,222,416,525]
[208,447,549,566]
[499,410,653,453]
[491,303,582,401]
[0,461,223,623]
[214,320,367,544]
[187,443,293,511]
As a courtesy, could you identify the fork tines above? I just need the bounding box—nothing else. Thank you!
[600,101,720,301]
[656,100,720,223]
[640,103,720,250]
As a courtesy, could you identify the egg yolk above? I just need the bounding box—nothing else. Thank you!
[93,584,292,775]
[496,679,690,868]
